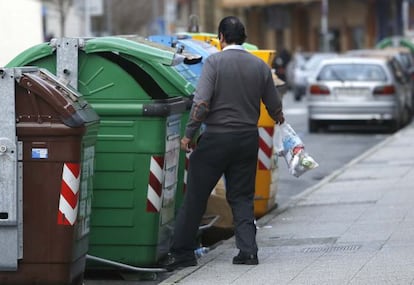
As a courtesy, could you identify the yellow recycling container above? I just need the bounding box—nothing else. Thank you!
[185,32,260,51]
[249,50,276,66]
[254,50,279,218]
[189,33,221,49]
[255,102,278,218]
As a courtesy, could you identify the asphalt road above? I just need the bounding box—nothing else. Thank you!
[276,91,390,206]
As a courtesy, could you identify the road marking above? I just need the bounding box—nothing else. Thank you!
[284,108,307,115]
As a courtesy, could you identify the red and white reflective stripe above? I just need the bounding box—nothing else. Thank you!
[258,126,274,170]
[183,152,191,193]
[57,163,80,226]
[147,156,164,212]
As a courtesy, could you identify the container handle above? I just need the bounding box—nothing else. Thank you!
[198,215,220,231]
[86,254,167,273]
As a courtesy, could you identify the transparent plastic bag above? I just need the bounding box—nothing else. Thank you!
[274,122,319,177]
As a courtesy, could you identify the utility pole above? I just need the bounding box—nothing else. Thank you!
[105,0,112,35]
[164,0,177,34]
[402,0,410,36]
[321,0,329,51]
[84,0,91,36]
[151,0,160,34]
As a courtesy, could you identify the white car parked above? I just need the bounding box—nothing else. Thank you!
[307,55,412,132]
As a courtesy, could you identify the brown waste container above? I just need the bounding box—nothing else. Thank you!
[0,68,99,285]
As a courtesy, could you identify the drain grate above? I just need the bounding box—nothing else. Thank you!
[264,237,338,247]
[303,244,361,253]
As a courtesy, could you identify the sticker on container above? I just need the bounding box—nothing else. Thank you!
[32,148,48,159]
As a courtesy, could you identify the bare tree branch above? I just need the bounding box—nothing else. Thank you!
[39,0,156,36]
[39,0,74,36]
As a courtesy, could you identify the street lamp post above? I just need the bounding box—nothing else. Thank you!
[164,0,177,34]
[402,0,410,36]
[321,0,329,51]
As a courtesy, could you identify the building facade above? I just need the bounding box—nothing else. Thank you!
[191,0,413,53]
[40,0,414,54]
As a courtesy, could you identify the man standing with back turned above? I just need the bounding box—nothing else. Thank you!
[161,16,285,271]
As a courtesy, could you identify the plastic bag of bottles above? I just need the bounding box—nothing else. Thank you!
[274,122,319,177]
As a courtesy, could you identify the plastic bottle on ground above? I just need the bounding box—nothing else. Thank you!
[194,247,210,258]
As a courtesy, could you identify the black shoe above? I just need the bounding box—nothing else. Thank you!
[232,251,258,265]
[159,253,197,272]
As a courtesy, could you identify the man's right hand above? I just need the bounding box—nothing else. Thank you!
[275,110,285,125]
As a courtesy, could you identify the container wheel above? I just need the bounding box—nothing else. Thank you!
[404,105,413,125]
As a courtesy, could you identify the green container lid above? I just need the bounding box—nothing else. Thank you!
[7,37,196,100]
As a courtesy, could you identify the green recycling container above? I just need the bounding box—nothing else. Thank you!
[7,37,196,267]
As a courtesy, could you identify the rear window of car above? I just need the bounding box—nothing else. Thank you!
[318,64,387,81]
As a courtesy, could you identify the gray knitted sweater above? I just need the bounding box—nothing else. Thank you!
[185,45,283,140]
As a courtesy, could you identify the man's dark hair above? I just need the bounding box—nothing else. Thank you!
[218,16,247,45]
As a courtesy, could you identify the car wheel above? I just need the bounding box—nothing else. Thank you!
[308,119,319,133]
[388,119,400,133]
[404,105,412,125]
[294,90,302,101]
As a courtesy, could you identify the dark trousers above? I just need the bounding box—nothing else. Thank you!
[171,130,259,257]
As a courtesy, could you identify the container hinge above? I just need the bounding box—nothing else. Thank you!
[56,38,80,90]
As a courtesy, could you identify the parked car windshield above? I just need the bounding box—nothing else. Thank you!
[318,64,387,81]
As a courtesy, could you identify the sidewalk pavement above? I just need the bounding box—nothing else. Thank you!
[160,122,414,285]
